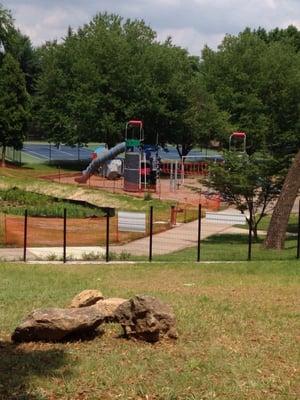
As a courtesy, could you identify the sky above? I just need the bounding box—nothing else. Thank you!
[3,0,300,55]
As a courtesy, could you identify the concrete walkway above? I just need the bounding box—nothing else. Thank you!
[0,208,249,260]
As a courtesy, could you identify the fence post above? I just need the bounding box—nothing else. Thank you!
[247,218,252,261]
[106,210,110,262]
[63,208,67,263]
[149,206,153,262]
[297,199,300,259]
[23,209,28,262]
[170,205,176,226]
[197,204,202,262]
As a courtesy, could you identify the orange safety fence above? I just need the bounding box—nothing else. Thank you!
[5,216,109,247]
[160,162,209,176]
[4,213,175,247]
[199,195,221,211]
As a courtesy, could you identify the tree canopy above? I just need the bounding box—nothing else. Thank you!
[0,5,31,164]
[201,29,300,156]
[0,53,29,165]
[205,151,283,239]
[33,13,229,154]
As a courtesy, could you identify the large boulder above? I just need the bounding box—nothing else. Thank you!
[70,289,104,308]
[114,295,178,342]
[94,298,127,322]
[11,306,105,343]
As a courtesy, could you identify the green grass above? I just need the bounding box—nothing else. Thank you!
[0,165,174,213]
[257,214,298,233]
[236,213,299,233]
[0,261,299,399]
[152,233,298,262]
[0,187,105,218]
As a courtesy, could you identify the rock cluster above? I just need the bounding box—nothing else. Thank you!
[115,295,178,342]
[11,291,177,344]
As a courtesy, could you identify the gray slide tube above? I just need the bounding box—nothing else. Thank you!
[75,142,126,183]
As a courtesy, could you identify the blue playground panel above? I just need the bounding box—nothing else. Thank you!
[22,144,93,162]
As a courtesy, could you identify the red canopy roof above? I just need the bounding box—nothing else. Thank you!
[128,120,143,128]
[231,132,246,138]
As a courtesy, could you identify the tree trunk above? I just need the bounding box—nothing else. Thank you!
[1,146,6,167]
[252,224,259,241]
[176,144,192,159]
[264,149,300,249]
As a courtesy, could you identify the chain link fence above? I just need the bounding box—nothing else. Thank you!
[0,146,22,164]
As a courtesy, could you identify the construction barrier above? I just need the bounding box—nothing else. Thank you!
[160,161,209,176]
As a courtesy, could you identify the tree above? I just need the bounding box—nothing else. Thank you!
[201,29,300,248]
[133,41,230,157]
[0,53,29,166]
[0,5,38,94]
[34,13,229,154]
[0,5,13,59]
[34,14,157,146]
[201,30,300,155]
[264,150,300,249]
[204,151,283,240]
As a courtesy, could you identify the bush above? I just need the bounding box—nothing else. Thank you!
[82,251,103,261]
[119,251,131,260]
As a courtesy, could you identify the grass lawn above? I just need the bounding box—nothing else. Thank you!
[0,164,174,213]
[0,187,105,218]
[0,261,299,399]
[152,234,299,262]
[236,213,299,234]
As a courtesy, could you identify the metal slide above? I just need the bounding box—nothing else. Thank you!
[75,142,126,183]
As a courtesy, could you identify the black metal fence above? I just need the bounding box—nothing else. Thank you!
[1,202,300,263]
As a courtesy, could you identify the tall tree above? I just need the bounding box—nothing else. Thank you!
[201,29,300,249]
[202,31,300,155]
[0,53,29,166]
[0,5,13,59]
[34,13,228,153]
[0,4,38,94]
[264,150,300,249]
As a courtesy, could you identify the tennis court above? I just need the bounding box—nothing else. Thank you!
[22,143,93,162]
[3,142,222,165]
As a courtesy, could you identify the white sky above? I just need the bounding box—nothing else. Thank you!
[3,0,300,54]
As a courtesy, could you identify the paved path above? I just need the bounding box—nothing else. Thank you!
[112,218,237,256]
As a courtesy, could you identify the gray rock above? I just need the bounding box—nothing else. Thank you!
[70,289,104,308]
[114,295,178,342]
[11,306,105,343]
[95,298,127,322]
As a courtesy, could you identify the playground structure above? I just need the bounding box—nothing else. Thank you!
[38,120,220,209]
[74,120,223,199]
[75,120,160,192]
